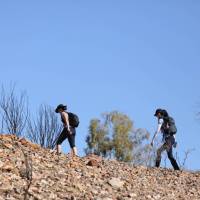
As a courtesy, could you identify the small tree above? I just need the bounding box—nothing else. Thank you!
[0,85,29,136]
[105,111,134,162]
[27,104,62,149]
[85,111,150,163]
[85,119,112,157]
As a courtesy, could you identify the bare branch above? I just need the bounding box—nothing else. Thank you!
[0,84,29,136]
[175,148,195,169]
[27,104,62,149]
[182,148,195,168]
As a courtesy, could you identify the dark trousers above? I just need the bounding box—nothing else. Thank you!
[156,135,180,170]
[56,127,76,148]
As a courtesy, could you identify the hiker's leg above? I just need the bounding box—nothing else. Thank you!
[72,147,77,156]
[167,150,180,170]
[166,136,180,170]
[68,128,77,157]
[56,128,68,154]
[156,144,166,167]
[167,144,180,170]
[56,145,61,154]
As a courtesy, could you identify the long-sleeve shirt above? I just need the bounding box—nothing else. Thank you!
[151,118,164,144]
[156,118,164,134]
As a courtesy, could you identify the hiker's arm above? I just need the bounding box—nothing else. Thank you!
[62,112,71,132]
[151,119,163,146]
[151,132,158,146]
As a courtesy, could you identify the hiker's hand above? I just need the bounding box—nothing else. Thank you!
[68,129,72,134]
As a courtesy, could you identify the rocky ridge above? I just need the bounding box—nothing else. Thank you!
[0,134,199,200]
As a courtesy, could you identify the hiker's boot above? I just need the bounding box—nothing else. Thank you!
[172,160,180,170]
[155,160,161,168]
[170,158,180,170]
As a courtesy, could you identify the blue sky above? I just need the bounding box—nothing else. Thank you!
[0,1,200,170]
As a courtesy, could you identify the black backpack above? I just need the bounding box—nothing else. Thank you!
[68,112,80,128]
[163,116,177,134]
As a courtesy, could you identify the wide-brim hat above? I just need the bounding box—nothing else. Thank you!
[55,104,67,113]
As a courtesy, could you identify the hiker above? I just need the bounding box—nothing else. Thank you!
[151,109,180,170]
[55,104,79,157]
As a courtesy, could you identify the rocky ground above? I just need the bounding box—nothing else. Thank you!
[0,134,200,200]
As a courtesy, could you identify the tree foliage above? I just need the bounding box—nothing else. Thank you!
[85,119,111,157]
[85,111,150,163]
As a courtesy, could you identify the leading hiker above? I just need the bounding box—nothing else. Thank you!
[55,104,79,157]
[151,108,180,170]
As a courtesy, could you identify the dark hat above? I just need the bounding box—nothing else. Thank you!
[154,108,163,116]
[55,104,67,113]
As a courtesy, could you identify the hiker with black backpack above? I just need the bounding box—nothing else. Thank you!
[151,109,180,170]
[55,104,79,157]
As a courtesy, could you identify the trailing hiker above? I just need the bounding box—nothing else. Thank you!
[55,104,79,157]
[151,109,180,170]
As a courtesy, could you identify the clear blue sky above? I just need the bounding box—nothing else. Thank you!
[0,1,200,170]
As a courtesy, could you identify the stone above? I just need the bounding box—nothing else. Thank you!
[108,177,124,189]
[3,143,13,149]
[1,162,15,172]
[128,193,137,198]
[87,159,99,167]
[0,180,13,192]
